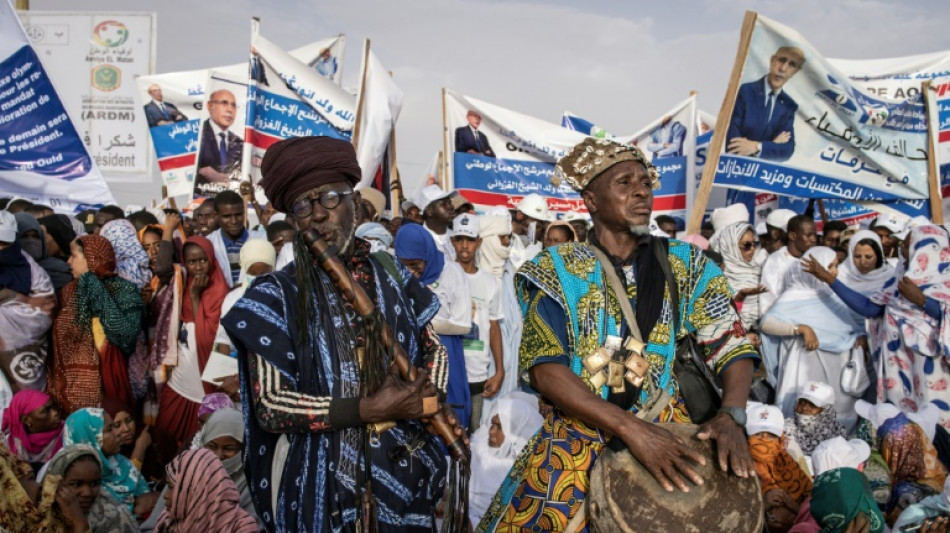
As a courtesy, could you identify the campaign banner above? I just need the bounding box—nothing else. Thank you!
[191,72,248,198]
[354,40,403,188]
[714,14,929,207]
[137,35,344,198]
[927,77,950,218]
[0,0,114,211]
[445,89,588,214]
[242,24,355,191]
[19,11,155,181]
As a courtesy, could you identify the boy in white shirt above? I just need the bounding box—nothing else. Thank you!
[451,213,505,432]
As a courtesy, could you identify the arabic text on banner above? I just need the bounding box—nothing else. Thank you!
[0,0,114,211]
[714,14,929,209]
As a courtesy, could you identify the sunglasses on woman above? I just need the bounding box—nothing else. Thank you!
[738,241,759,251]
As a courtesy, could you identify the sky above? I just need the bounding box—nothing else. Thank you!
[31,0,950,205]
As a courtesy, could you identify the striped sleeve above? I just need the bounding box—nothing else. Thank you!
[420,323,449,396]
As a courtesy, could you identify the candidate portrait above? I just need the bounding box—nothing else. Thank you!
[143,84,188,128]
[455,110,495,158]
[196,89,243,186]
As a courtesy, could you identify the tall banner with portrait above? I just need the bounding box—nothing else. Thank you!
[136,35,344,198]
[693,13,935,232]
[619,95,697,228]
[0,0,115,211]
[445,89,589,214]
[190,72,248,198]
[242,22,355,194]
[19,11,155,182]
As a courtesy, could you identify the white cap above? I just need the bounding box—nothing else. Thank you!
[450,213,479,239]
[711,204,750,231]
[400,199,417,212]
[811,437,872,475]
[563,210,591,226]
[873,212,908,235]
[895,215,931,241]
[270,212,286,223]
[755,222,768,236]
[0,211,15,242]
[746,404,785,438]
[907,402,942,442]
[798,381,835,409]
[413,185,452,213]
[855,400,901,430]
[518,193,553,222]
[765,209,798,232]
[357,187,386,217]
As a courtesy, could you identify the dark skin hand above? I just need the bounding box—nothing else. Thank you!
[734,285,768,302]
[802,255,836,285]
[214,374,241,402]
[55,485,91,533]
[899,276,927,307]
[920,516,950,533]
[843,512,871,533]
[359,365,436,423]
[189,272,208,317]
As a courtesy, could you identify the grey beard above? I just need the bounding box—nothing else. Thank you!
[629,225,651,236]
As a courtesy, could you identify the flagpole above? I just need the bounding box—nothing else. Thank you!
[350,39,371,151]
[388,71,401,216]
[441,88,449,190]
[687,10,757,234]
[923,80,945,224]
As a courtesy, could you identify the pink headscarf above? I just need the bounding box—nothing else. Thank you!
[1,389,63,458]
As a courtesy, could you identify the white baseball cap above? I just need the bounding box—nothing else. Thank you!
[854,400,901,430]
[563,210,591,226]
[798,381,835,409]
[518,193,553,222]
[894,215,931,241]
[811,437,872,475]
[873,212,908,235]
[907,402,942,442]
[765,209,798,232]
[746,403,785,438]
[450,213,479,239]
[413,185,453,213]
[711,204,750,231]
[0,211,16,243]
[755,222,768,236]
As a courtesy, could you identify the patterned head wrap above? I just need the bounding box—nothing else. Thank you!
[78,234,116,278]
[100,219,152,290]
[554,137,660,192]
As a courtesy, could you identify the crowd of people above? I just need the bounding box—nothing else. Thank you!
[0,134,949,533]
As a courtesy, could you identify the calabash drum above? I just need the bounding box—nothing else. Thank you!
[588,423,763,533]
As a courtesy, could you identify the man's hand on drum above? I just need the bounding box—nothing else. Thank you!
[696,412,754,479]
[619,421,706,493]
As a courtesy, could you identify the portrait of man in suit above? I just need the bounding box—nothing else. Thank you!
[455,110,495,158]
[143,84,187,128]
[196,89,243,187]
[647,115,687,159]
[726,46,805,162]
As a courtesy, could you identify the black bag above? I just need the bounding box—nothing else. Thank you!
[654,239,723,424]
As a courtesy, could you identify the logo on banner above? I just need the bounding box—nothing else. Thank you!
[91,65,121,91]
[92,20,129,48]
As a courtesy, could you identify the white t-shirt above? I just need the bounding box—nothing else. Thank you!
[430,261,471,329]
[168,323,207,404]
[462,269,504,383]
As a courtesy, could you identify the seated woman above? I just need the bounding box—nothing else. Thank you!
[469,391,544,527]
[44,443,138,533]
[809,467,885,533]
[2,390,62,473]
[854,400,901,507]
[200,408,262,528]
[784,382,847,461]
[101,397,152,474]
[788,437,872,533]
[878,412,948,525]
[895,477,950,533]
[760,246,864,427]
[0,439,73,532]
[62,407,157,518]
[154,448,258,532]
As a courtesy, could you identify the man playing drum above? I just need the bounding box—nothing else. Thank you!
[477,138,760,532]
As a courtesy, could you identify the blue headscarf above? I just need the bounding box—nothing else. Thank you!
[394,223,444,285]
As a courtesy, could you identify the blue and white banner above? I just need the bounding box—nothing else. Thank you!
[137,34,344,198]
[445,89,589,214]
[242,21,354,192]
[0,0,114,211]
[927,77,950,218]
[715,14,929,208]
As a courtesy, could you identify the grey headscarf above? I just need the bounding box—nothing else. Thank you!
[199,408,261,528]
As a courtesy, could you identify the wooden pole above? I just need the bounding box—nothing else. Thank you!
[441,88,450,190]
[387,71,400,216]
[923,80,945,224]
[350,39,371,151]
[15,0,28,10]
[686,11,758,234]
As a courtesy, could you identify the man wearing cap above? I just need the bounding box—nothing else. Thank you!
[759,213,816,316]
[563,210,591,242]
[221,136,456,533]
[870,214,906,265]
[479,138,759,531]
[413,184,457,261]
[451,213,504,432]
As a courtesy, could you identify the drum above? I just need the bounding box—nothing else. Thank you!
[588,423,763,533]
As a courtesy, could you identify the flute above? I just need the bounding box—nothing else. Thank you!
[302,229,469,464]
